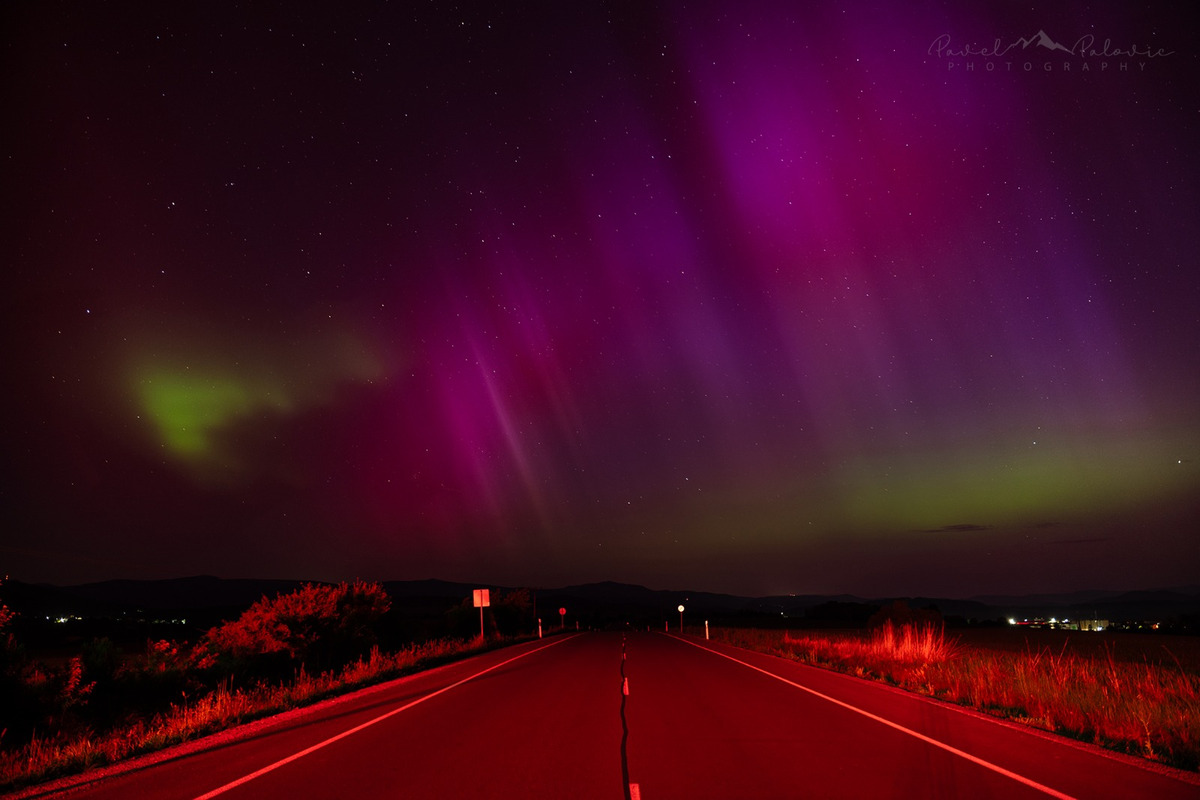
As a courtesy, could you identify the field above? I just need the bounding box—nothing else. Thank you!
[706,624,1200,771]
[954,628,1200,669]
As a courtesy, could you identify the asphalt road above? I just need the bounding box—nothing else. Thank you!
[21,632,1200,799]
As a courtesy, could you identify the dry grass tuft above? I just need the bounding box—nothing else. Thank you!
[712,625,1200,771]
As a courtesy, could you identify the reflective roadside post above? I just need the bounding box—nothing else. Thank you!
[538,618,543,639]
[705,619,709,640]
[678,604,685,635]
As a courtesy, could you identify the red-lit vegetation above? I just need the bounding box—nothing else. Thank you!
[710,623,1200,771]
[199,580,392,673]
[0,582,533,792]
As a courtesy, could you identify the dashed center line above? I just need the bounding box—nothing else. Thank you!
[620,635,634,800]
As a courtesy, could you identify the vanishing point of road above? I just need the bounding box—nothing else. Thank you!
[16,632,1200,799]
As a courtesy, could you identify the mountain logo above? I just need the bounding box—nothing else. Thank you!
[1019,30,1073,54]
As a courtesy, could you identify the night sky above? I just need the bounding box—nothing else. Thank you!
[4,3,1198,598]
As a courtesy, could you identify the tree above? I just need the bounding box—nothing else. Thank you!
[491,588,534,636]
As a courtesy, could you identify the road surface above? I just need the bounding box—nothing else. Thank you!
[18,632,1200,799]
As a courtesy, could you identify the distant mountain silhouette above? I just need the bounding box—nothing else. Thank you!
[970,589,1125,607]
[381,578,486,599]
[6,577,1199,625]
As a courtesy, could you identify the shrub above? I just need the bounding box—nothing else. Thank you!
[104,639,203,717]
[80,637,121,686]
[198,581,391,675]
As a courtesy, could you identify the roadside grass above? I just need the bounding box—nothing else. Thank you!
[709,624,1200,772]
[0,635,517,792]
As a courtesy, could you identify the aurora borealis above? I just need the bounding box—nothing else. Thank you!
[4,3,1198,597]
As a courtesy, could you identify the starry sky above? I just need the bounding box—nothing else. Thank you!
[3,2,1198,598]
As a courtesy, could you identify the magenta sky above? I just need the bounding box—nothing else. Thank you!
[4,2,1197,597]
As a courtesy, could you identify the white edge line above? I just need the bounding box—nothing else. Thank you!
[193,635,579,800]
[674,636,1078,800]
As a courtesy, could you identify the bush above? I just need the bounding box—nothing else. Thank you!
[80,637,121,686]
[198,581,391,676]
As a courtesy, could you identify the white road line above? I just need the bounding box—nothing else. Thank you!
[193,635,579,800]
[674,636,1078,800]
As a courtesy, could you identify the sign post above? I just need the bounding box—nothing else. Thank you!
[559,607,566,630]
[473,589,491,640]
[677,604,685,634]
